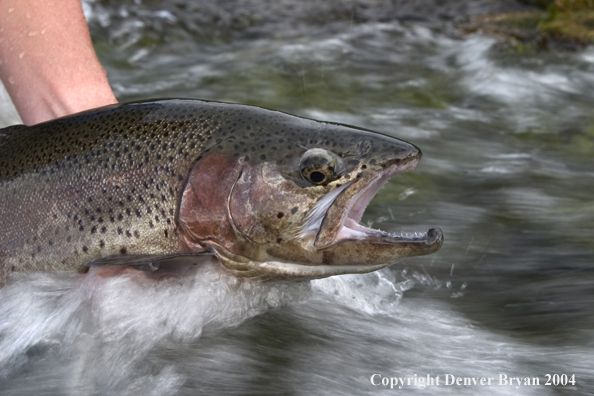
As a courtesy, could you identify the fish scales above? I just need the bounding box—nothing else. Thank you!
[0,99,443,285]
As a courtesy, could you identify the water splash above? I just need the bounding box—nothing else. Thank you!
[0,262,308,393]
[311,269,415,315]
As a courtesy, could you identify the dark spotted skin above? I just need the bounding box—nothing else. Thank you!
[0,99,413,285]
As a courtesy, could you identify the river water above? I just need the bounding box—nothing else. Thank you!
[1,0,593,394]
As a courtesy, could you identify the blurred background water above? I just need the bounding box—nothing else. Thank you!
[0,0,593,394]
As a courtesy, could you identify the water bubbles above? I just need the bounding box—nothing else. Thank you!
[398,187,416,200]
[311,269,409,315]
[451,282,467,299]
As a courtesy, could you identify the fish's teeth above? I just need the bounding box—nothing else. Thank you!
[388,231,427,239]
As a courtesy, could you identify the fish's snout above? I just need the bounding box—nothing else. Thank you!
[406,142,422,161]
[382,138,422,165]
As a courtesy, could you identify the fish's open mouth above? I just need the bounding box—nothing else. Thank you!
[308,158,443,253]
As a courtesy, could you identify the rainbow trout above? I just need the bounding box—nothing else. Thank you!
[0,100,442,285]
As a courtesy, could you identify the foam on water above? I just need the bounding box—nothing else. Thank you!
[0,260,309,393]
[1,258,593,394]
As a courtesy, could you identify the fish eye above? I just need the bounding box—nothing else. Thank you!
[309,171,327,184]
[299,148,344,186]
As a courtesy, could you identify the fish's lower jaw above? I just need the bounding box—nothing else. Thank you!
[334,215,443,247]
[211,243,399,281]
[219,256,393,282]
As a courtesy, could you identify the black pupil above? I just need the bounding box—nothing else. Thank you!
[310,171,326,183]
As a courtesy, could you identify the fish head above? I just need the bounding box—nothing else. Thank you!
[178,107,443,280]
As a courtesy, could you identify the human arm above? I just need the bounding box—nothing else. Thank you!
[0,0,117,125]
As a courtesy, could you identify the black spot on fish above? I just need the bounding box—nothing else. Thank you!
[82,246,88,253]
[120,247,127,255]
[277,212,284,219]
[291,207,298,214]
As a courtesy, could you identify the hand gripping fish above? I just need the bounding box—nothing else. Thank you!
[0,100,443,285]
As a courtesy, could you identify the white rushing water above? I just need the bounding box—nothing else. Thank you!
[0,262,589,395]
[0,262,308,394]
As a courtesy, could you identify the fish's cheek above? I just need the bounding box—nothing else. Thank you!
[177,152,246,254]
[228,164,310,246]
